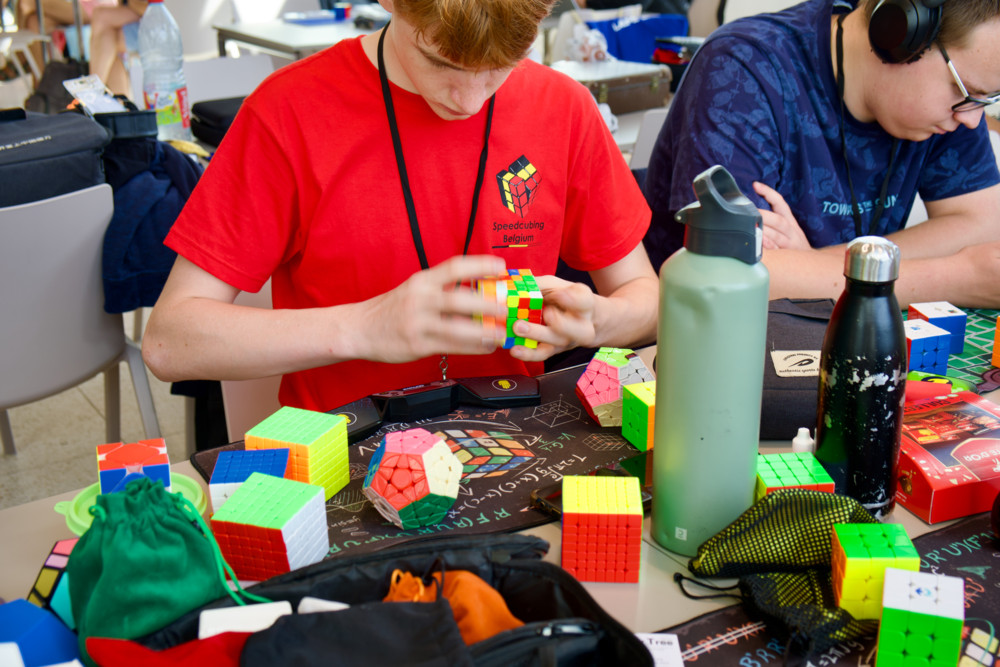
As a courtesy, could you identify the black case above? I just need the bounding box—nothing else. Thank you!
[138,534,653,666]
[0,110,110,207]
[190,96,246,147]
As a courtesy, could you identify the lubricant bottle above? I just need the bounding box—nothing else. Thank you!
[814,236,907,520]
[652,165,770,557]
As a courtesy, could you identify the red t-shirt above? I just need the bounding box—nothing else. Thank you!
[166,37,649,411]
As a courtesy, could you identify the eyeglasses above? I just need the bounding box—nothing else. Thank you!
[939,42,1000,112]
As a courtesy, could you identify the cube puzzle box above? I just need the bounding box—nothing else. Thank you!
[895,391,1000,523]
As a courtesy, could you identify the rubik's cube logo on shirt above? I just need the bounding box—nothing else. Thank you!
[496,155,541,218]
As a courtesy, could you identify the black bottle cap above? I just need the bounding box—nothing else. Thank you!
[676,165,762,265]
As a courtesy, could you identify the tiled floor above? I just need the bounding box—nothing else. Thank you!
[0,312,191,510]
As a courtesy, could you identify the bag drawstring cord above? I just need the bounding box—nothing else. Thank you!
[673,572,742,601]
[174,493,271,606]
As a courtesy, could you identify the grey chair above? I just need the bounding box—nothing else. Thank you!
[0,184,161,455]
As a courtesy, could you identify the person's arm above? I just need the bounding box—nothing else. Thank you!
[142,254,510,383]
[508,243,659,362]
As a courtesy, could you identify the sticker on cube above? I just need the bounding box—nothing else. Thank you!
[362,428,462,529]
[576,347,655,427]
[209,448,290,513]
[907,302,966,355]
[245,406,349,501]
[96,438,170,494]
[560,475,642,583]
[754,452,835,501]
[211,472,329,582]
[476,269,543,349]
[875,568,963,667]
[831,523,919,620]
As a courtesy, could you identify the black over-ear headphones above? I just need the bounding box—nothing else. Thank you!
[868,0,947,63]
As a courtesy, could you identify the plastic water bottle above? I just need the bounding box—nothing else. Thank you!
[138,0,192,142]
[814,237,907,520]
[651,166,770,557]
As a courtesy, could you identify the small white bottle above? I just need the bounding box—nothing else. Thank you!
[791,427,814,453]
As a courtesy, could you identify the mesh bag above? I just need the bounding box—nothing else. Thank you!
[684,489,880,655]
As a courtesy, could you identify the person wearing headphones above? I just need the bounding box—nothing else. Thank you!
[142,0,658,413]
[643,0,1000,308]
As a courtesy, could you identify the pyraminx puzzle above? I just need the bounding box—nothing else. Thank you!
[476,269,543,349]
[210,472,329,582]
[875,567,964,667]
[96,438,170,494]
[832,523,919,620]
[575,347,655,427]
[245,406,348,501]
[363,427,462,529]
[560,474,643,583]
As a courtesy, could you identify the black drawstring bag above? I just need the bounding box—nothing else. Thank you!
[679,489,880,656]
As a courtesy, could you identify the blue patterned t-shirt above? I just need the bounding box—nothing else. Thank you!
[643,0,999,271]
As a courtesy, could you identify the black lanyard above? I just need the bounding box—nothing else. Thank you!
[836,13,899,238]
[377,25,495,270]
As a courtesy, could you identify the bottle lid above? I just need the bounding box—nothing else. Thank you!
[675,165,762,265]
[843,236,900,283]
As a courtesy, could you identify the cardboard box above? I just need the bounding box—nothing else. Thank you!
[895,392,1000,523]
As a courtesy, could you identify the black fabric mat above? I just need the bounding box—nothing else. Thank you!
[662,512,999,665]
[191,366,642,559]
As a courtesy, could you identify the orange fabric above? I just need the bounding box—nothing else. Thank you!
[384,569,524,644]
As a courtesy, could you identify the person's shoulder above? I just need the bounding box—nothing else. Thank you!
[701,0,825,56]
[240,37,365,110]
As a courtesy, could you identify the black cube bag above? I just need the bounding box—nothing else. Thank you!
[138,534,653,666]
[190,96,245,147]
[0,108,110,207]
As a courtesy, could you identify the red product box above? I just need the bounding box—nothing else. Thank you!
[895,392,1000,523]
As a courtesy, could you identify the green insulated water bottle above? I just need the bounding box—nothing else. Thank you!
[652,166,770,557]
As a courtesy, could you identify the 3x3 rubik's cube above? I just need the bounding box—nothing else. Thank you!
[560,475,642,583]
[905,302,967,374]
[476,269,543,349]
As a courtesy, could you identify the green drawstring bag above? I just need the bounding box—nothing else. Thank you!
[67,477,268,665]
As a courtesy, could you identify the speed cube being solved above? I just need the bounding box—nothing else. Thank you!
[211,472,329,581]
[754,452,835,501]
[476,269,543,349]
[576,347,655,427]
[622,380,656,451]
[245,406,348,501]
[560,475,642,583]
[96,438,170,494]
[875,568,964,667]
[832,523,919,620]
[362,428,462,529]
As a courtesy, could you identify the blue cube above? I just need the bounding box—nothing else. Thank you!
[905,319,951,375]
[0,599,78,667]
[908,302,966,355]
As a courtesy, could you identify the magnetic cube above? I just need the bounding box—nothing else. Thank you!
[209,448,290,512]
[476,269,543,349]
[575,347,655,427]
[211,472,329,582]
[363,428,462,529]
[496,154,541,218]
[96,438,170,494]
[434,429,535,479]
[831,523,920,620]
[754,452,835,501]
[875,568,964,667]
[26,538,78,631]
[560,475,643,583]
[904,319,951,375]
[908,302,966,355]
[0,599,79,667]
[245,406,348,501]
[622,380,655,451]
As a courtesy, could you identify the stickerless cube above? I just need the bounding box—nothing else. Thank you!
[561,475,643,583]
[363,428,462,529]
[875,568,964,667]
[26,538,78,630]
[245,406,348,501]
[622,380,656,451]
[832,523,919,620]
[754,452,835,501]
[209,448,290,512]
[476,269,543,349]
[211,472,329,581]
[904,319,951,375]
[908,302,966,355]
[96,438,170,494]
[576,347,655,427]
